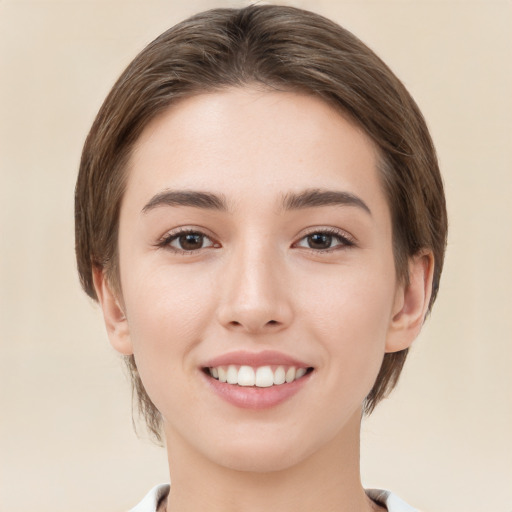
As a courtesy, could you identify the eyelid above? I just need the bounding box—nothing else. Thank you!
[155,225,356,253]
[293,226,357,250]
[156,226,220,253]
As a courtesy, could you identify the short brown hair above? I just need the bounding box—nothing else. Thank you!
[75,5,447,441]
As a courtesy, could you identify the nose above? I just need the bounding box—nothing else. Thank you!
[216,243,294,334]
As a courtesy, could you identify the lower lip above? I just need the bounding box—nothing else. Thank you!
[202,371,312,410]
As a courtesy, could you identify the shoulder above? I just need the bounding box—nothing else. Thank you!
[366,489,419,512]
[129,484,170,512]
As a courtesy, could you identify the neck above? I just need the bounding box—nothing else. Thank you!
[162,409,383,512]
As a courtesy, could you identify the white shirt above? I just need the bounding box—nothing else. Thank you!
[130,484,419,512]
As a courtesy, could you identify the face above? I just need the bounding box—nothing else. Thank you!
[99,88,424,473]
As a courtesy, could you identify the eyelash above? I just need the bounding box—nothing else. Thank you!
[157,227,356,254]
[294,228,356,252]
[157,228,219,255]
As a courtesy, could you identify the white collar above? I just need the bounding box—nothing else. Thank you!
[131,484,419,512]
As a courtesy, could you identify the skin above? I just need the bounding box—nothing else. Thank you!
[94,88,433,512]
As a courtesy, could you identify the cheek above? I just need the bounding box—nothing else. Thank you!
[124,260,215,334]
[298,262,396,385]
[120,264,216,392]
[300,258,396,332]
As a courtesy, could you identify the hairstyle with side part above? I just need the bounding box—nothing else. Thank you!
[75,5,448,442]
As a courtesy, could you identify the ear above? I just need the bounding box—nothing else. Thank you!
[385,250,434,353]
[92,267,133,356]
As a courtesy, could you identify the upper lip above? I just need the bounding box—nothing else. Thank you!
[202,350,311,369]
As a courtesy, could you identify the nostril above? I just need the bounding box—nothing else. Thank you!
[222,313,288,333]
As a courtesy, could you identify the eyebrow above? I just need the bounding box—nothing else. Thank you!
[281,188,372,215]
[142,190,228,213]
[142,188,371,216]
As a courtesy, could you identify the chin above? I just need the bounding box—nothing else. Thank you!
[201,432,321,473]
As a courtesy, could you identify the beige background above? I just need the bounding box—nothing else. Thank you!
[1,0,511,511]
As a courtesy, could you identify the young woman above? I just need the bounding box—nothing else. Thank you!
[75,5,447,511]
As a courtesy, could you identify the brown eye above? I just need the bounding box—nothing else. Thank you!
[307,233,333,249]
[295,230,354,251]
[178,233,204,250]
[166,231,215,252]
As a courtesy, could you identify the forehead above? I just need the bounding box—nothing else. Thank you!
[125,87,386,216]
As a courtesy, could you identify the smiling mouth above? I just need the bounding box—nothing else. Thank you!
[204,365,314,388]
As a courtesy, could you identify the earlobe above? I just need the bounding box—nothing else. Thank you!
[385,250,434,353]
[92,267,133,356]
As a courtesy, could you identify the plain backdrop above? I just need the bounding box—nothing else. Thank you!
[1,1,511,511]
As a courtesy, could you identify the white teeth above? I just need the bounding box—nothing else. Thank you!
[273,366,286,385]
[238,366,255,387]
[208,365,310,387]
[285,367,296,383]
[295,367,306,379]
[226,365,238,384]
[255,366,274,387]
